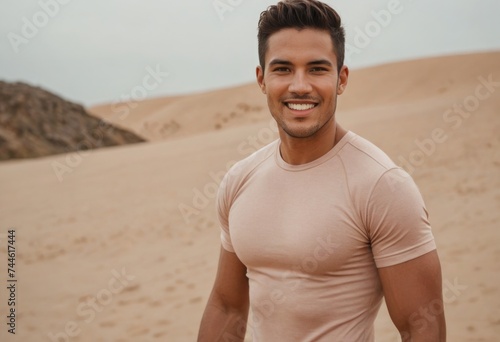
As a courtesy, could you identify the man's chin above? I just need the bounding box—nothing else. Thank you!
[281,125,319,139]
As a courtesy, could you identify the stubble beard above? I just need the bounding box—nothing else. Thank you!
[275,97,338,139]
[269,86,339,139]
[278,113,334,139]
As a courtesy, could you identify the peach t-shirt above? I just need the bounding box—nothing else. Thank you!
[218,131,436,341]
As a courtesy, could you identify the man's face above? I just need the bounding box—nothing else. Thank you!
[256,28,348,139]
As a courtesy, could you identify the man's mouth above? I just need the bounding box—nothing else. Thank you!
[285,103,318,111]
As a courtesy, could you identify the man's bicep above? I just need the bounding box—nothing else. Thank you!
[214,170,246,306]
[199,247,249,341]
[378,250,446,339]
[211,246,249,310]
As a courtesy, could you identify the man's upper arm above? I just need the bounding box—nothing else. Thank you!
[366,168,436,267]
[378,250,446,341]
[211,246,249,311]
[198,247,248,341]
[365,168,445,338]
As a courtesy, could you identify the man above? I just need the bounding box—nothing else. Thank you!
[198,1,446,341]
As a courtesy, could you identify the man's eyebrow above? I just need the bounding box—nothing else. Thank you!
[308,59,333,67]
[268,59,293,66]
[268,59,334,67]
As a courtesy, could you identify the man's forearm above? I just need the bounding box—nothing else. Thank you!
[198,303,248,342]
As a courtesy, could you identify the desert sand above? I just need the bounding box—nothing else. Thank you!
[0,51,499,341]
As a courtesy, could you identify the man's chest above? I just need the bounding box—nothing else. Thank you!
[227,169,371,274]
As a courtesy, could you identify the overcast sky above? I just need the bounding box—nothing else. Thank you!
[1,0,499,107]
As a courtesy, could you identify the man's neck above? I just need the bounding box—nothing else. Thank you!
[278,121,347,165]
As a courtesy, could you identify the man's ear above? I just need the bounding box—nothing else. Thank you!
[337,65,349,95]
[256,66,266,94]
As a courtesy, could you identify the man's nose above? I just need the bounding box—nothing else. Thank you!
[288,72,313,95]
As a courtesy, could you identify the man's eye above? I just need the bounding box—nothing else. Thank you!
[311,67,327,72]
[274,67,290,72]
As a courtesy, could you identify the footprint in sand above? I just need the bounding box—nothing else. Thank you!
[149,300,162,307]
[466,325,475,332]
[122,284,141,293]
[127,325,150,336]
[156,319,170,326]
[153,331,168,338]
[99,320,116,328]
[189,296,203,304]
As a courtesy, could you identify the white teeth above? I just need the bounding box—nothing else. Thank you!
[287,103,316,111]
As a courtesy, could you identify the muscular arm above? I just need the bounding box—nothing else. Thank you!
[378,250,446,341]
[198,247,249,342]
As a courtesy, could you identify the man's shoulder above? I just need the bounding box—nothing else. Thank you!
[337,131,406,196]
[340,132,398,176]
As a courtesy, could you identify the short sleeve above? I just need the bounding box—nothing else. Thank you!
[217,172,235,253]
[366,168,436,268]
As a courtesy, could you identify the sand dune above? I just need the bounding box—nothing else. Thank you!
[90,84,268,142]
[1,52,499,341]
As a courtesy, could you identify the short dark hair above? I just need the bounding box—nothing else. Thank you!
[257,0,345,72]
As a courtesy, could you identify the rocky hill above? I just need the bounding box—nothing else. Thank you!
[0,81,145,160]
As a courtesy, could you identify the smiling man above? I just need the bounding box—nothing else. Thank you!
[198,1,446,341]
